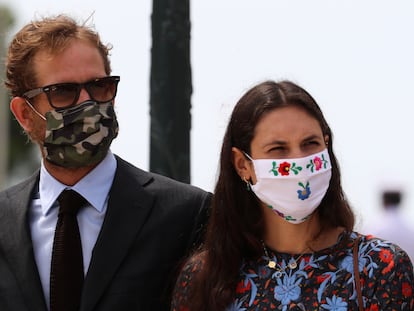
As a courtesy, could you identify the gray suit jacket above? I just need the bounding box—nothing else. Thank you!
[0,156,211,310]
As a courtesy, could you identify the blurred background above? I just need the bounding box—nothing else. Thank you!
[1,1,414,237]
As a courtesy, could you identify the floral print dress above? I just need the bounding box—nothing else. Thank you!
[171,232,414,310]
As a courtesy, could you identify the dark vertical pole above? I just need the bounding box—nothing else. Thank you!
[150,0,192,183]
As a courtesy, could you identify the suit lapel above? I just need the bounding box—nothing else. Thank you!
[80,158,155,311]
[0,174,48,311]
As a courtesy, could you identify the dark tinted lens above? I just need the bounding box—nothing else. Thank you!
[48,83,79,108]
[86,77,118,102]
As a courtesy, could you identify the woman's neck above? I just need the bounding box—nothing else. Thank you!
[262,208,343,254]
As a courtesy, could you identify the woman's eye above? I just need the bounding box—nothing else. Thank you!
[267,147,288,157]
[305,140,318,146]
[303,141,322,149]
[269,146,284,152]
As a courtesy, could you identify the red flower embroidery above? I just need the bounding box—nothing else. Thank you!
[278,162,291,176]
[236,279,251,294]
[378,249,395,273]
[313,156,323,170]
[379,249,393,263]
[368,304,379,311]
[317,274,330,284]
[382,260,394,274]
[402,282,413,298]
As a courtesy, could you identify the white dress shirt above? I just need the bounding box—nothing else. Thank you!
[29,152,117,310]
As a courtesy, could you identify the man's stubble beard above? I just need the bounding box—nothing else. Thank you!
[26,110,47,159]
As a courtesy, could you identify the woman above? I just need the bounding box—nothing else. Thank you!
[171,80,414,310]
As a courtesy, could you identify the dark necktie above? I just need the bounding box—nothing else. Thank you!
[50,190,86,311]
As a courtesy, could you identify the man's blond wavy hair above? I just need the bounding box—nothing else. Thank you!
[4,14,112,97]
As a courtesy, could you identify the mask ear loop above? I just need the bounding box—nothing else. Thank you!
[24,99,46,121]
[243,152,253,161]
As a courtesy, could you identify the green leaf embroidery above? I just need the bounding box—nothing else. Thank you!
[306,159,315,173]
[290,162,303,175]
[269,161,279,176]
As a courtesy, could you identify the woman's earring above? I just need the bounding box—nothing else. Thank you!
[243,176,251,191]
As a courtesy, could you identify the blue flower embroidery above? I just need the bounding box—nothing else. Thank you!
[297,181,311,200]
[321,295,348,310]
[274,274,302,306]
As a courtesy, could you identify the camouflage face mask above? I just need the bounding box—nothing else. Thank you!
[43,100,119,167]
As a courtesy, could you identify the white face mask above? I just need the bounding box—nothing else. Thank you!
[246,149,332,224]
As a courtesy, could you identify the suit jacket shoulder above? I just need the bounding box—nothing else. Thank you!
[0,170,46,311]
[80,156,212,311]
[114,155,211,225]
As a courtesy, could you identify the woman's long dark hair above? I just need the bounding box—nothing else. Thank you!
[185,80,355,310]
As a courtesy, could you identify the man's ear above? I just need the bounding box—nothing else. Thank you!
[10,97,33,132]
[231,147,254,181]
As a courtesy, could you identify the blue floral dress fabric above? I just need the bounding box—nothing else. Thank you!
[171,232,414,310]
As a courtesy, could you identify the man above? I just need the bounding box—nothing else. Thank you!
[0,14,211,311]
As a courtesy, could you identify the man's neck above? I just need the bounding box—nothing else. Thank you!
[43,160,97,186]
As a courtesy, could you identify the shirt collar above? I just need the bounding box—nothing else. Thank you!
[39,151,117,215]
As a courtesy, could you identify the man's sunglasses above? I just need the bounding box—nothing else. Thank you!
[22,76,120,110]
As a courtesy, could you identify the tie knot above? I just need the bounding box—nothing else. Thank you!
[57,190,87,215]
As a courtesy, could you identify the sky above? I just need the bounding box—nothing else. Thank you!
[1,0,414,230]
